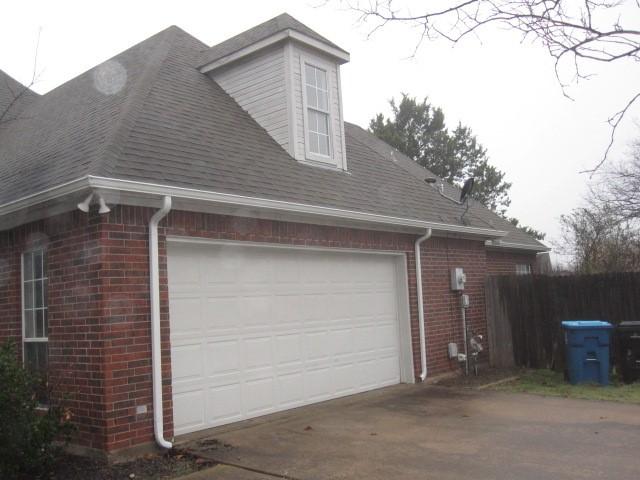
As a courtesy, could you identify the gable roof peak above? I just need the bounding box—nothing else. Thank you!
[197,12,349,70]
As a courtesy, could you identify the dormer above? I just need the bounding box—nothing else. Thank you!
[198,14,350,170]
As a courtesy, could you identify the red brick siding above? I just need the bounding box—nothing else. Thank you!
[0,212,109,450]
[421,237,488,374]
[486,250,538,275]
[1,205,526,453]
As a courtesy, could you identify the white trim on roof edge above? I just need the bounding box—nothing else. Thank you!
[198,29,350,73]
[88,176,508,238]
[0,177,88,217]
[0,175,510,239]
[485,239,550,252]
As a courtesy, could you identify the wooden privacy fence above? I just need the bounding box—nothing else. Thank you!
[485,272,640,371]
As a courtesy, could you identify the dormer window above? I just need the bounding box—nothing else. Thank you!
[199,13,350,171]
[303,63,331,160]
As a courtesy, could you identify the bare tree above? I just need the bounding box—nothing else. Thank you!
[336,0,640,171]
[558,203,640,272]
[595,137,640,220]
[558,131,640,272]
[0,29,41,126]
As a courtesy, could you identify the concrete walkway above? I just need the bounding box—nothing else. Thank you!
[180,384,640,479]
[180,464,274,479]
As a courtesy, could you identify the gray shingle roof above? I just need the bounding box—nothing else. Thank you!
[197,13,347,68]
[0,22,544,249]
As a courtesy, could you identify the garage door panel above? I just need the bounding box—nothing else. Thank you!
[173,389,205,432]
[330,328,354,356]
[172,343,204,382]
[244,336,273,370]
[306,367,333,401]
[170,296,202,335]
[207,384,243,423]
[205,340,240,375]
[245,379,277,415]
[275,334,302,364]
[169,242,406,435]
[204,297,242,331]
[276,372,305,406]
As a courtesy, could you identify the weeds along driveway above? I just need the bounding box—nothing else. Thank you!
[180,384,640,480]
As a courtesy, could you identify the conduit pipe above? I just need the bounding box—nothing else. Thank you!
[149,196,172,449]
[461,305,469,376]
[415,228,432,381]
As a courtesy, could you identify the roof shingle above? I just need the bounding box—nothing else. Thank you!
[0,22,544,250]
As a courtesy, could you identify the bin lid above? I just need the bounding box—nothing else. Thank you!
[618,321,640,328]
[562,320,613,329]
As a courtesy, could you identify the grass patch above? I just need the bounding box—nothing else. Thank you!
[494,369,640,404]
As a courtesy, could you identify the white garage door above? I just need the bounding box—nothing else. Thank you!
[168,241,409,435]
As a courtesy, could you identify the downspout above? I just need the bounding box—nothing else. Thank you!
[415,228,432,381]
[149,196,172,449]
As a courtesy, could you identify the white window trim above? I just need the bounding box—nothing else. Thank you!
[515,264,532,275]
[300,55,336,166]
[21,249,48,364]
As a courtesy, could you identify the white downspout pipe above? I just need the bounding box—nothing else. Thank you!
[415,228,432,381]
[149,196,172,449]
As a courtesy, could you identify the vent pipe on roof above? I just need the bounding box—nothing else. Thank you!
[415,228,432,381]
[149,196,172,449]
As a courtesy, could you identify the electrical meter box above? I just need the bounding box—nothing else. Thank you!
[460,294,470,308]
[451,268,466,291]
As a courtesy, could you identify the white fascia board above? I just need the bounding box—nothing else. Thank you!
[199,29,350,73]
[0,174,509,239]
[485,239,551,252]
[0,177,89,218]
[287,31,350,63]
[88,176,507,239]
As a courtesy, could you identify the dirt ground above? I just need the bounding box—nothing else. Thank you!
[431,367,521,388]
[47,449,215,480]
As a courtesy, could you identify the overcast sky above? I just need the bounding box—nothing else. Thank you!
[3,0,639,260]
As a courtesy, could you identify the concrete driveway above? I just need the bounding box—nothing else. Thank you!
[180,384,640,479]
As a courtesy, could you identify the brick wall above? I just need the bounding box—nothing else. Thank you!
[420,237,488,375]
[0,205,536,453]
[0,211,109,450]
[486,250,538,275]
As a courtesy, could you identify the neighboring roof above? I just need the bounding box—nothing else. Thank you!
[0,69,39,123]
[197,13,348,68]
[0,20,544,250]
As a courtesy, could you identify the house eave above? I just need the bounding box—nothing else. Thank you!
[198,29,350,74]
[485,239,551,253]
[0,175,509,240]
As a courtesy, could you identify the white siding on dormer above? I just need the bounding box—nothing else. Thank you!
[210,45,290,153]
[290,44,346,169]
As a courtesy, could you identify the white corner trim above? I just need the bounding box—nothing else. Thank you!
[336,66,348,171]
[199,29,350,74]
[284,42,297,158]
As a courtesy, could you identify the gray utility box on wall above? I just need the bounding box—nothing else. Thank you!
[451,268,466,291]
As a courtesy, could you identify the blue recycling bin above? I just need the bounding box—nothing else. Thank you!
[562,321,613,385]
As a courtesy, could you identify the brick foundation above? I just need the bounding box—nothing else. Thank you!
[0,206,536,452]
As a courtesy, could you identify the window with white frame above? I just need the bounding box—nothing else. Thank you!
[23,249,48,373]
[515,264,532,275]
[303,63,331,159]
